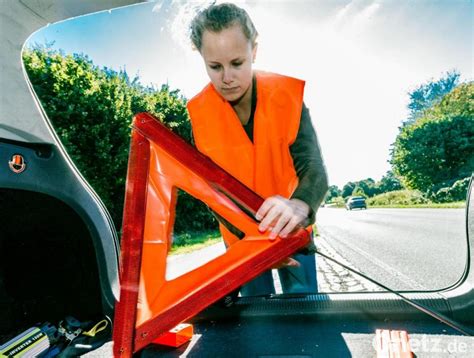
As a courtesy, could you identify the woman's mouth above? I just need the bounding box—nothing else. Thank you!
[222,86,239,92]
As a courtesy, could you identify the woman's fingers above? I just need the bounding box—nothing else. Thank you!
[256,196,310,239]
[271,257,301,269]
[255,196,281,221]
[279,215,303,238]
[269,208,293,239]
[257,196,281,231]
[258,205,281,236]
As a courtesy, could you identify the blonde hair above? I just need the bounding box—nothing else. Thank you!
[190,3,258,51]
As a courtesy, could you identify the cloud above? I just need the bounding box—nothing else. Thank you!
[168,0,211,54]
[152,2,163,13]
[333,0,381,32]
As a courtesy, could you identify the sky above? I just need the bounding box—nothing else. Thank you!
[27,0,473,188]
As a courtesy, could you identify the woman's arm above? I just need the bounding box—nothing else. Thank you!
[289,103,329,224]
[256,103,328,239]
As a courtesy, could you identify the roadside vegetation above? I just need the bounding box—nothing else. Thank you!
[23,46,473,253]
[23,45,217,237]
[325,71,473,209]
[170,231,222,255]
[366,190,465,209]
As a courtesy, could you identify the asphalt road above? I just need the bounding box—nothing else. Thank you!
[316,207,467,291]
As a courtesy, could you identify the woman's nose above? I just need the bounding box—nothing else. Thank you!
[222,68,233,84]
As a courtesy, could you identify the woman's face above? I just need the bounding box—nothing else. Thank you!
[200,24,257,104]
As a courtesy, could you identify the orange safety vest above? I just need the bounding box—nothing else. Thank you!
[187,71,305,243]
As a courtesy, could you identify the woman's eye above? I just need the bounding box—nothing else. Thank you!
[232,62,243,67]
[209,64,221,70]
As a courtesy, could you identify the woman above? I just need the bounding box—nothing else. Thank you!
[188,3,328,296]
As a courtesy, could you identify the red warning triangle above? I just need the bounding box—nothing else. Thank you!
[112,113,310,356]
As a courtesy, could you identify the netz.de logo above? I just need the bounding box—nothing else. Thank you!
[9,154,26,174]
[372,334,473,354]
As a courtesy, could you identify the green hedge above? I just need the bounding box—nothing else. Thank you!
[430,176,471,203]
[23,46,217,234]
[367,190,430,206]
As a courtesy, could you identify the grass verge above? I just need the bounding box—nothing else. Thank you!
[171,225,320,255]
[170,231,222,255]
[326,201,466,209]
[369,202,466,209]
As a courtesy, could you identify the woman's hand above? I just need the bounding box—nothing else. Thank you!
[255,195,310,240]
[271,256,301,269]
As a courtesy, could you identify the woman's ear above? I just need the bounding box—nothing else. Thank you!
[252,42,258,63]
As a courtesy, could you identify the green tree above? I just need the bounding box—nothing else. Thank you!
[351,186,366,198]
[325,185,341,203]
[377,171,403,193]
[356,178,377,197]
[341,179,377,198]
[391,82,474,193]
[342,182,356,198]
[23,46,215,233]
[405,70,460,124]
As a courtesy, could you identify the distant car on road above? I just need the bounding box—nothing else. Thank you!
[346,196,367,210]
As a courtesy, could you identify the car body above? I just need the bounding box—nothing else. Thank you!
[346,196,368,210]
[0,0,144,337]
[1,1,473,357]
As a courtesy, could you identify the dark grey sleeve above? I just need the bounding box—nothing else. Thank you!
[290,103,329,225]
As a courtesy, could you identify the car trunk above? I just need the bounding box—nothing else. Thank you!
[0,188,102,335]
